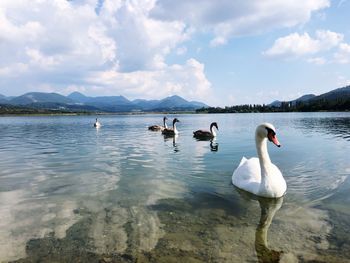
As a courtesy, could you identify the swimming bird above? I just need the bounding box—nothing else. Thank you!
[232,123,286,198]
[193,122,218,139]
[162,118,180,136]
[94,118,101,128]
[148,116,168,131]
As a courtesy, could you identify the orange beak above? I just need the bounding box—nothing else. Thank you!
[268,133,281,147]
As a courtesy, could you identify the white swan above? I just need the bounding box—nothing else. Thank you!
[94,118,101,128]
[232,123,286,198]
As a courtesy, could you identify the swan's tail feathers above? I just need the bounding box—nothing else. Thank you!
[238,157,248,166]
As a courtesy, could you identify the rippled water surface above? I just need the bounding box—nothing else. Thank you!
[0,113,349,263]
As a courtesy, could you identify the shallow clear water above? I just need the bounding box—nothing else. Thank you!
[0,113,349,263]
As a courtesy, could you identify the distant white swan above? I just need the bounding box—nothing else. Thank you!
[232,123,286,198]
[162,118,179,136]
[148,116,168,131]
[94,118,101,128]
[193,122,218,139]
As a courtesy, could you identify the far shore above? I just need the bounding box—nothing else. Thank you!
[0,111,198,117]
[1,110,349,117]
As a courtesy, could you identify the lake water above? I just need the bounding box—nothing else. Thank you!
[0,112,349,263]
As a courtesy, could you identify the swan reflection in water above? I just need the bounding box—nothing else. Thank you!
[237,189,284,263]
[193,136,219,152]
[255,197,283,263]
[210,139,219,152]
[163,134,179,152]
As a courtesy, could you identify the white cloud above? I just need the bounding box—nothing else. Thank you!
[0,63,28,76]
[264,30,343,58]
[315,30,344,49]
[263,30,349,64]
[334,43,350,64]
[86,59,212,101]
[264,33,320,57]
[99,0,189,72]
[0,0,334,103]
[210,36,227,47]
[307,57,326,65]
[0,0,213,102]
[26,48,62,68]
[151,0,330,46]
[0,1,110,70]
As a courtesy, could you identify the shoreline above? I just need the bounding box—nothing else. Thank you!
[0,111,198,117]
[1,110,350,117]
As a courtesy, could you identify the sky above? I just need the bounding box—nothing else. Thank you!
[0,0,349,106]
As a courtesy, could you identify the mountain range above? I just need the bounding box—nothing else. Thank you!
[268,85,350,107]
[1,85,349,113]
[0,92,208,112]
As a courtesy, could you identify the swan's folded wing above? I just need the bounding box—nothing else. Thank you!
[238,156,248,167]
[232,157,261,187]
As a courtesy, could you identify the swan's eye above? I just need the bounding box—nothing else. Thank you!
[266,127,276,142]
[265,127,275,135]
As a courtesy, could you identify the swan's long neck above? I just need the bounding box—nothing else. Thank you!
[173,122,178,134]
[210,126,216,137]
[256,136,271,178]
[164,119,168,128]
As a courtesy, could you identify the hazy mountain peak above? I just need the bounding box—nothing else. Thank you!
[167,95,182,99]
[68,91,86,97]
[68,92,90,103]
[295,94,316,101]
[160,95,188,103]
[0,94,8,104]
[10,92,73,105]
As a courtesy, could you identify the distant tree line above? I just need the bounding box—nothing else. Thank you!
[0,104,90,115]
[196,97,350,113]
[2,97,350,114]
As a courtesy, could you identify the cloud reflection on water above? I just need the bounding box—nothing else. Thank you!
[0,113,349,262]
